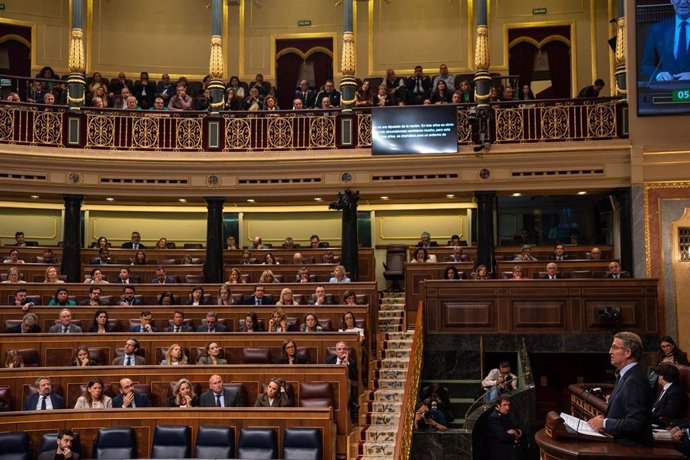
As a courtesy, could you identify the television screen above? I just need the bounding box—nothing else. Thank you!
[636,0,690,115]
[371,105,458,155]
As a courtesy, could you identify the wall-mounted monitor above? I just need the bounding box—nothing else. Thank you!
[371,105,458,155]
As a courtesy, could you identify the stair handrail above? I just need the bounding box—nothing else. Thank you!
[393,300,424,460]
[462,371,533,429]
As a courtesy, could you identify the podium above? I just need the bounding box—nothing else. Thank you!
[535,412,686,459]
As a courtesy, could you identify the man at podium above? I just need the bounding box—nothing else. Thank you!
[587,331,654,447]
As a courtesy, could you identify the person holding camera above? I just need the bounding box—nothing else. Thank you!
[415,384,452,430]
[482,361,517,402]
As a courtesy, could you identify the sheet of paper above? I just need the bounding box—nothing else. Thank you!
[653,429,673,441]
[559,412,607,438]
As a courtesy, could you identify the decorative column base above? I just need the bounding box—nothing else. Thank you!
[340,75,357,112]
[66,72,86,109]
[208,78,226,114]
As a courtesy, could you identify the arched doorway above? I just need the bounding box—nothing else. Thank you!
[0,22,32,98]
[275,37,333,109]
[508,25,572,99]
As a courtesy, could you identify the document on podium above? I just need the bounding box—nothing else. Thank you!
[559,412,607,438]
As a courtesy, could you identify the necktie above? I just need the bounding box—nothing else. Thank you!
[215,394,222,407]
[41,395,47,410]
[679,21,688,61]
[62,327,68,333]
[174,326,180,333]
[126,356,132,366]
[255,299,260,305]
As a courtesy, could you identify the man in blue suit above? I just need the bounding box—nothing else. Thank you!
[651,363,687,426]
[23,376,65,410]
[587,331,653,447]
[112,377,151,408]
[641,0,690,81]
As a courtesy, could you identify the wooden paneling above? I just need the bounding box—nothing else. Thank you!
[404,262,475,311]
[423,279,659,334]
[495,260,615,280]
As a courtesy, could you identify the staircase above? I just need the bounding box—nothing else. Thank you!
[351,292,413,460]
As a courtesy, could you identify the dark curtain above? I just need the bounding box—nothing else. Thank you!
[508,42,537,89]
[0,24,32,98]
[276,53,303,109]
[308,52,333,92]
[544,41,571,99]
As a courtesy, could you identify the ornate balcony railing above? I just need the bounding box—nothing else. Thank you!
[0,98,627,153]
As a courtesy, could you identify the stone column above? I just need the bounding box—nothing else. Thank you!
[475,191,496,273]
[339,0,357,111]
[67,0,86,109]
[208,0,226,113]
[61,195,83,282]
[615,0,627,97]
[204,197,225,283]
[615,187,633,275]
[473,0,490,109]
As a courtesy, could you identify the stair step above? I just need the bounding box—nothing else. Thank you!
[376,359,408,369]
[379,349,410,359]
[364,400,402,415]
[382,340,411,350]
[360,413,400,426]
[373,369,408,380]
[356,441,397,457]
[368,389,405,403]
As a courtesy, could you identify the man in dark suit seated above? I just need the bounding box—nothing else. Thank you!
[121,231,146,249]
[11,288,36,312]
[652,363,688,427]
[112,377,151,408]
[196,311,227,332]
[80,286,103,306]
[549,243,570,261]
[294,79,316,109]
[93,247,113,264]
[165,310,193,332]
[587,331,653,446]
[152,266,177,284]
[244,284,274,306]
[119,286,143,306]
[539,262,563,280]
[111,338,146,366]
[199,374,244,407]
[23,376,64,410]
[6,312,41,333]
[416,231,438,248]
[603,261,631,279]
[129,310,158,333]
[38,429,78,460]
[325,341,357,381]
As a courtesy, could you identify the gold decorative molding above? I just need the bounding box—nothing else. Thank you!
[68,28,85,73]
[275,46,334,61]
[209,34,224,80]
[474,25,490,71]
[615,17,625,65]
[341,31,356,76]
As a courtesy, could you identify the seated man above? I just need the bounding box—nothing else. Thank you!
[293,252,306,264]
[152,266,177,284]
[129,310,157,333]
[539,262,562,280]
[603,261,630,279]
[39,429,77,460]
[13,231,26,246]
[7,312,41,333]
[308,285,332,306]
[41,249,57,264]
[448,246,467,262]
[168,84,193,111]
[121,231,145,249]
[225,235,238,250]
[251,236,268,249]
[405,65,432,105]
[11,288,35,311]
[199,374,244,407]
[315,80,341,108]
[119,286,142,306]
[80,286,103,306]
[577,79,605,98]
[112,377,151,408]
[245,284,274,305]
[294,79,316,108]
[240,250,252,265]
[282,237,296,249]
[432,63,455,93]
[111,338,145,365]
[514,245,537,261]
[550,243,570,261]
[48,308,83,333]
[325,341,357,381]
[482,361,517,401]
[309,234,322,248]
[23,376,65,410]
[166,310,193,332]
[197,311,227,332]
[416,231,438,248]
[115,267,132,284]
[589,247,602,259]
[111,86,132,109]
[652,363,687,427]
[95,247,113,264]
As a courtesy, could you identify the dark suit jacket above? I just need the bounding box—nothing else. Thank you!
[128,325,158,333]
[549,255,571,261]
[275,355,308,365]
[604,363,653,446]
[244,294,274,306]
[113,277,132,284]
[121,242,146,249]
[112,392,151,408]
[487,409,520,460]
[294,89,317,108]
[23,393,65,410]
[325,354,358,382]
[38,451,79,460]
[165,324,193,332]
[111,354,146,365]
[603,272,631,279]
[199,389,243,407]
[196,323,227,332]
[641,17,690,81]
[152,276,177,284]
[120,298,143,306]
[6,324,41,333]
[651,382,687,426]
[405,76,432,100]
[538,273,564,280]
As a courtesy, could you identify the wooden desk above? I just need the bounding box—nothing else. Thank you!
[0,263,59,283]
[496,245,614,261]
[422,279,659,334]
[495,260,615,279]
[404,262,475,312]
[0,408,336,459]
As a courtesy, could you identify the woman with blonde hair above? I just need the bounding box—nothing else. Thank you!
[168,378,199,407]
[161,343,188,365]
[259,269,277,283]
[276,288,298,306]
[4,349,24,368]
[228,268,245,284]
[74,378,112,409]
[268,307,290,332]
[217,284,235,305]
[329,265,351,283]
[44,266,64,284]
[2,267,25,283]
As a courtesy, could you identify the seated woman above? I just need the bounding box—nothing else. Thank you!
[44,266,64,284]
[5,349,24,368]
[410,248,430,264]
[225,88,241,110]
[90,236,110,249]
[457,80,474,103]
[227,268,245,284]
[226,76,245,99]
[197,342,227,365]
[300,312,323,333]
[168,378,199,407]
[297,268,311,283]
[658,335,690,365]
[510,265,527,280]
[268,307,290,332]
[85,267,109,284]
[263,253,279,265]
[132,250,148,265]
[473,264,490,280]
[443,265,460,280]
[374,83,393,107]
[263,95,279,111]
[431,80,452,104]
[217,284,235,306]
[4,249,25,264]
[88,310,113,333]
[255,377,293,407]
[2,267,26,283]
[355,80,373,107]
[330,265,351,283]
[340,311,365,344]
[276,339,307,365]
[158,291,176,305]
[238,312,264,332]
[48,287,77,306]
[276,288,299,306]
[259,269,278,284]
[74,378,112,409]
[342,289,358,306]
[161,343,189,365]
[187,286,206,306]
[155,238,169,249]
[72,345,98,366]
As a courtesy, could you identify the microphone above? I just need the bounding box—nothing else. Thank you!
[646,57,664,85]
[574,387,593,444]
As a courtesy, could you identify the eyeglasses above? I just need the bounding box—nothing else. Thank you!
[609,344,629,351]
